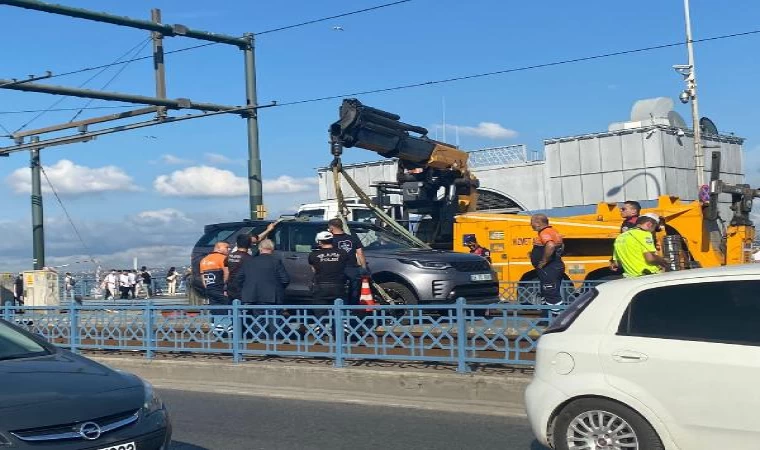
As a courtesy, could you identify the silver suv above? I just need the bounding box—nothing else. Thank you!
[191,219,498,305]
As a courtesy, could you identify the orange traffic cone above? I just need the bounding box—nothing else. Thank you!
[359,276,377,312]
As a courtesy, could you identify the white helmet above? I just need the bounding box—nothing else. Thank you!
[315,231,333,243]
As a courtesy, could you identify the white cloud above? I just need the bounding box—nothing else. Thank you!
[263,175,319,194]
[131,208,193,226]
[154,166,318,197]
[204,153,234,165]
[439,122,518,140]
[160,154,193,165]
[6,159,139,195]
[154,166,248,197]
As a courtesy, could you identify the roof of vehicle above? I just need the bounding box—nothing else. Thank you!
[205,218,382,228]
[599,264,760,293]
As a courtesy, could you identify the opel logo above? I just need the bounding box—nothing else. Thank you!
[78,422,102,441]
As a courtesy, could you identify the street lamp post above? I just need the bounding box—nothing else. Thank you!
[675,0,704,193]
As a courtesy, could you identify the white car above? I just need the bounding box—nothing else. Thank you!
[525,264,760,450]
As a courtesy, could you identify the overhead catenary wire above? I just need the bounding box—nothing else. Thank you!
[11,37,153,134]
[275,28,760,107]
[68,38,153,122]
[1,27,759,118]
[40,165,98,266]
[6,0,413,85]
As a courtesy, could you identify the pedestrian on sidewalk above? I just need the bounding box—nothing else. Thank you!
[13,272,24,306]
[231,239,290,341]
[119,270,131,299]
[128,270,137,299]
[64,272,76,303]
[166,267,179,296]
[139,266,153,298]
[104,270,118,300]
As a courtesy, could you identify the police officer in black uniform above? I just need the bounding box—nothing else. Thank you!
[308,231,348,304]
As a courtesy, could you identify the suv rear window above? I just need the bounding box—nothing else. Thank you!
[196,225,266,247]
[618,280,760,346]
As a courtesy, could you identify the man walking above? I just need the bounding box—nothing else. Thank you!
[231,239,290,341]
[127,270,137,299]
[200,242,230,334]
[104,270,118,300]
[139,266,152,299]
[118,270,131,299]
[530,214,565,308]
[64,272,76,303]
[612,213,670,277]
[13,273,23,306]
[327,219,365,305]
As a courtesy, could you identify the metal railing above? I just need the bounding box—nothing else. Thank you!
[2,299,572,373]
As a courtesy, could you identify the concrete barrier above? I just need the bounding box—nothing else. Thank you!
[91,355,531,417]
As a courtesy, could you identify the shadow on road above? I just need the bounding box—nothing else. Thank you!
[170,441,211,450]
[531,440,550,449]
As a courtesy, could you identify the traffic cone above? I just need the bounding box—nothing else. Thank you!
[359,276,377,312]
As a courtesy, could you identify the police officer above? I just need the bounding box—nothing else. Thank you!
[327,219,365,305]
[308,231,348,304]
[530,214,565,307]
[612,213,670,277]
[200,242,230,333]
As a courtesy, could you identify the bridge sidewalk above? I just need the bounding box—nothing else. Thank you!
[89,353,531,417]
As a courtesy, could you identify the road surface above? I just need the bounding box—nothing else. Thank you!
[162,389,547,450]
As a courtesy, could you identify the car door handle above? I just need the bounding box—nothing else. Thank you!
[612,350,648,363]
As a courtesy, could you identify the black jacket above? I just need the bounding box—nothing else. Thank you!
[231,253,290,305]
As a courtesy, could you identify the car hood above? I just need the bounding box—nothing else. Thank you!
[366,247,487,262]
[0,350,144,430]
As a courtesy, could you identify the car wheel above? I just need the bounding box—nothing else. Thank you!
[377,282,418,305]
[554,398,664,450]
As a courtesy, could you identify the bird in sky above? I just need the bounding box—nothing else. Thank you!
[332,25,344,31]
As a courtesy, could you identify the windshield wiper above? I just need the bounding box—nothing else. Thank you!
[0,351,48,361]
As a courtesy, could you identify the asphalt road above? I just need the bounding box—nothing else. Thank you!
[161,389,548,450]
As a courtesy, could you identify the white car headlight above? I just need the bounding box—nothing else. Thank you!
[142,381,164,415]
[399,259,452,270]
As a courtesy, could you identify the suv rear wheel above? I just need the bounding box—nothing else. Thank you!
[554,398,663,450]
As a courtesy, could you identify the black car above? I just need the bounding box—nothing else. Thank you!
[190,219,499,305]
[0,320,172,449]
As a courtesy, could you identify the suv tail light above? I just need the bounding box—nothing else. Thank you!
[543,288,599,335]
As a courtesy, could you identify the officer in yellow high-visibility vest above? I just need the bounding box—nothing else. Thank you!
[612,213,670,277]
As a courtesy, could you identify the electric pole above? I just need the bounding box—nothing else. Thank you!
[681,0,704,190]
[30,137,44,269]
[243,33,264,219]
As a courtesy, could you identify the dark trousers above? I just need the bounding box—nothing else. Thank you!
[129,285,136,299]
[208,292,230,328]
[537,261,565,306]
[344,266,362,305]
[120,286,130,299]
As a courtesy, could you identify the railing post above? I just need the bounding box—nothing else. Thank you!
[456,297,469,374]
[232,300,241,363]
[144,300,154,359]
[2,301,10,322]
[333,298,345,368]
[69,300,79,354]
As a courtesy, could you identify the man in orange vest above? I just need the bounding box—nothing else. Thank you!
[200,242,230,334]
[530,214,565,308]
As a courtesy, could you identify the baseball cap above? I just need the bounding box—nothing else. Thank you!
[463,235,477,244]
[641,213,661,222]
[315,231,333,243]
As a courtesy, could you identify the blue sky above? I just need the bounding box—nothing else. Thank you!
[1,0,759,270]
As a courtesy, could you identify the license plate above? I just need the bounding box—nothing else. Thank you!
[98,442,135,450]
[470,273,493,282]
